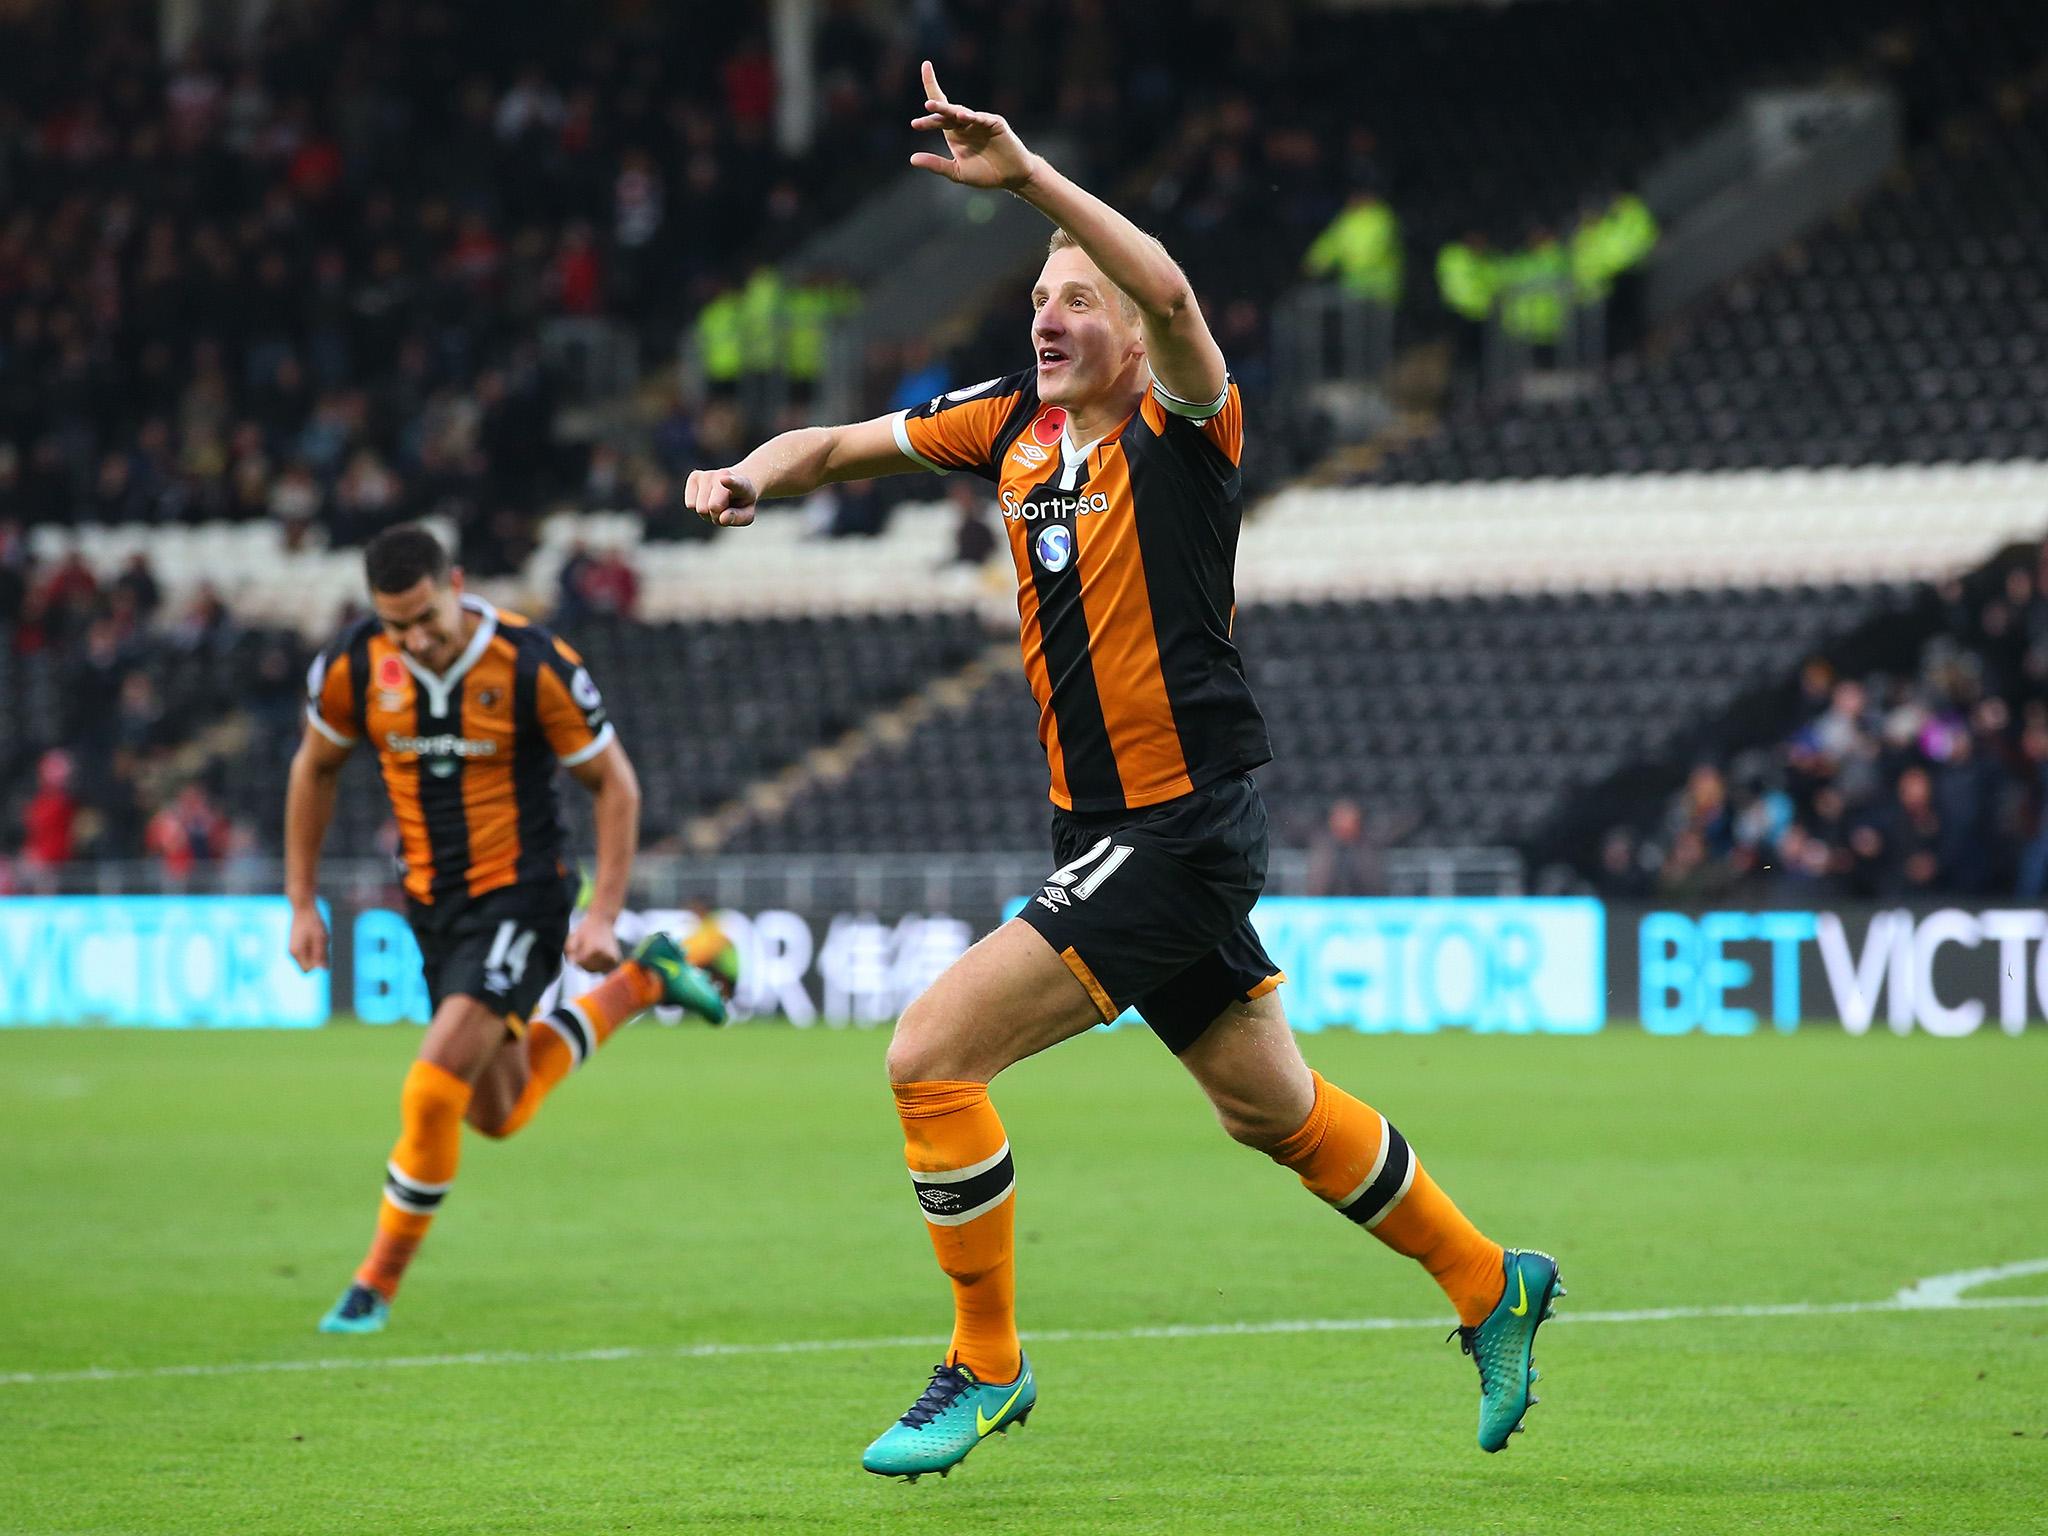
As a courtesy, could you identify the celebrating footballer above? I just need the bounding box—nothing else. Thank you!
[687,62,1564,1480]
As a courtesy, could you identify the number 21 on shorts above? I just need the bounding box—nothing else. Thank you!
[1037,837,1133,910]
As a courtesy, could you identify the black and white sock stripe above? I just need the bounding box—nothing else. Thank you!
[383,1161,452,1215]
[910,1142,1015,1227]
[1336,1116,1416,1230]
[540,1003,596,1068]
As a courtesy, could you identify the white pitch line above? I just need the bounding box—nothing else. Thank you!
[4,1289,2045,1390]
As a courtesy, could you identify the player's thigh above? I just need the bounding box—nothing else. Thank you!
[422,886,571,1047]
[886,918,1104,1084]
[420,993,520,1082]
[1176,986,1314,1150]
[1025,775,1272,1054]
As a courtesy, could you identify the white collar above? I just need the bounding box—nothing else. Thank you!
[403,594,497,715]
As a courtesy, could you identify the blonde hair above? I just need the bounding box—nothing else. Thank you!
[1045,228,1141,322]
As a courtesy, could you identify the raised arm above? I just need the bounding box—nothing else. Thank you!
[685,414,913,529]
[908,60,1227,407]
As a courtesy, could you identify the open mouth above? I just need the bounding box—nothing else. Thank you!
[1038,347,1069,369]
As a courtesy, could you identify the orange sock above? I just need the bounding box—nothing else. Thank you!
[355,1059,472,1300]
[894,1080,1020,1383]
[1269,1072,1506,1327]
[492,963,659,1138]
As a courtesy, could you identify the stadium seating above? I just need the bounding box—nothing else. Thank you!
[268,608,999,861]
[726,582,1916,856]
[1375,36,2048,485]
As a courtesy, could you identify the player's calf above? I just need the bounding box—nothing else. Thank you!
[473,933,726,1142]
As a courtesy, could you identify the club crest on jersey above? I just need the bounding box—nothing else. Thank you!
[1031,407,1067,447]
[477,687,503,713]
[1035,524,1074,572]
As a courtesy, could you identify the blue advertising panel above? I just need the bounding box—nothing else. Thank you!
[0,897,329,1028]
[1626,904,2048,1036]
[1003,895,1607,1034]
[351,908,433,1025]
[1254,897,1605,1034]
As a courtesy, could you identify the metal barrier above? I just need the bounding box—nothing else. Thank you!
[1271,283,1396,441]
[12,846,1525,912]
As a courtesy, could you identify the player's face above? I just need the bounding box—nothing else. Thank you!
[1030,247,1142,409]
[372,573,468,672]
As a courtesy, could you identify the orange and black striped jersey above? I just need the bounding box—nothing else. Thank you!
[895,370,1271,812]
[306,596,614,906]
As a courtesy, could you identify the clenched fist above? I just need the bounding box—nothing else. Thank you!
[685,469,760,528]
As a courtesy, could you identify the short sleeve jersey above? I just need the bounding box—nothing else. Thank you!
[895,370,1270,811]
[306,596,614,905]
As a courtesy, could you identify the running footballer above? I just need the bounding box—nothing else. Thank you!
[285,525,727,1334]
[687,63,1563,1478]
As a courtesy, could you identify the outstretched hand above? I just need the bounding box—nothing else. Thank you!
[908,59,1040,193]
[685,468,759,528]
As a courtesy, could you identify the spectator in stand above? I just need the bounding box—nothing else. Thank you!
[112,553,162,625]
[146,782,227,884]
[19,749,79,887]
[578,547,641,618]
[40,551,99,642]
[583,443,627,511]
[270,461,323,549]
[808,478,888,540]
[0,518,29,630]
[555,542,595,627]
[1606,542,2048,899]
[1595,827,1651,899]
[945,478,999,568]
[887,340,951,414]
[1306,798,1391,897]
[1883,766,1944,897]
[551,223,605,317]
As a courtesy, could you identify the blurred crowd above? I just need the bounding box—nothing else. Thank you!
[0,0,908,563]
[1606,546,2048,901]
[0,527,297,890]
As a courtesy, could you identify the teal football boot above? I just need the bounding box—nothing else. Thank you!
[1455,1248,1564,1452]
[317,1282,390,1335]
[861,1356,1036,1481]
[631,932,728,1024]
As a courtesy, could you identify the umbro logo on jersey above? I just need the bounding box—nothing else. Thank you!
[1013,440,1049,466]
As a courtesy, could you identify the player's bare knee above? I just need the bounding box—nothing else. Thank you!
[420,998,509,1082]
[886,994,974,1084]
[1211,1093,1301,1151]
[466,1102,511,1139]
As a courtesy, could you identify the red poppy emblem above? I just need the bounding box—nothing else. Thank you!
[1032,408,1067,447]
[376,654,407,690]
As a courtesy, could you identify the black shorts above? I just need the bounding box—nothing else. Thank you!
[406,875,576,1027]
[1017,772,1284,1055]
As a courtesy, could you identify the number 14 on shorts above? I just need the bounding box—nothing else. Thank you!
[483,921,538,993]
[1036,837,1132,911]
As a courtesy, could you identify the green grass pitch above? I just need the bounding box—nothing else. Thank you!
[3,1024,2044,1535]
